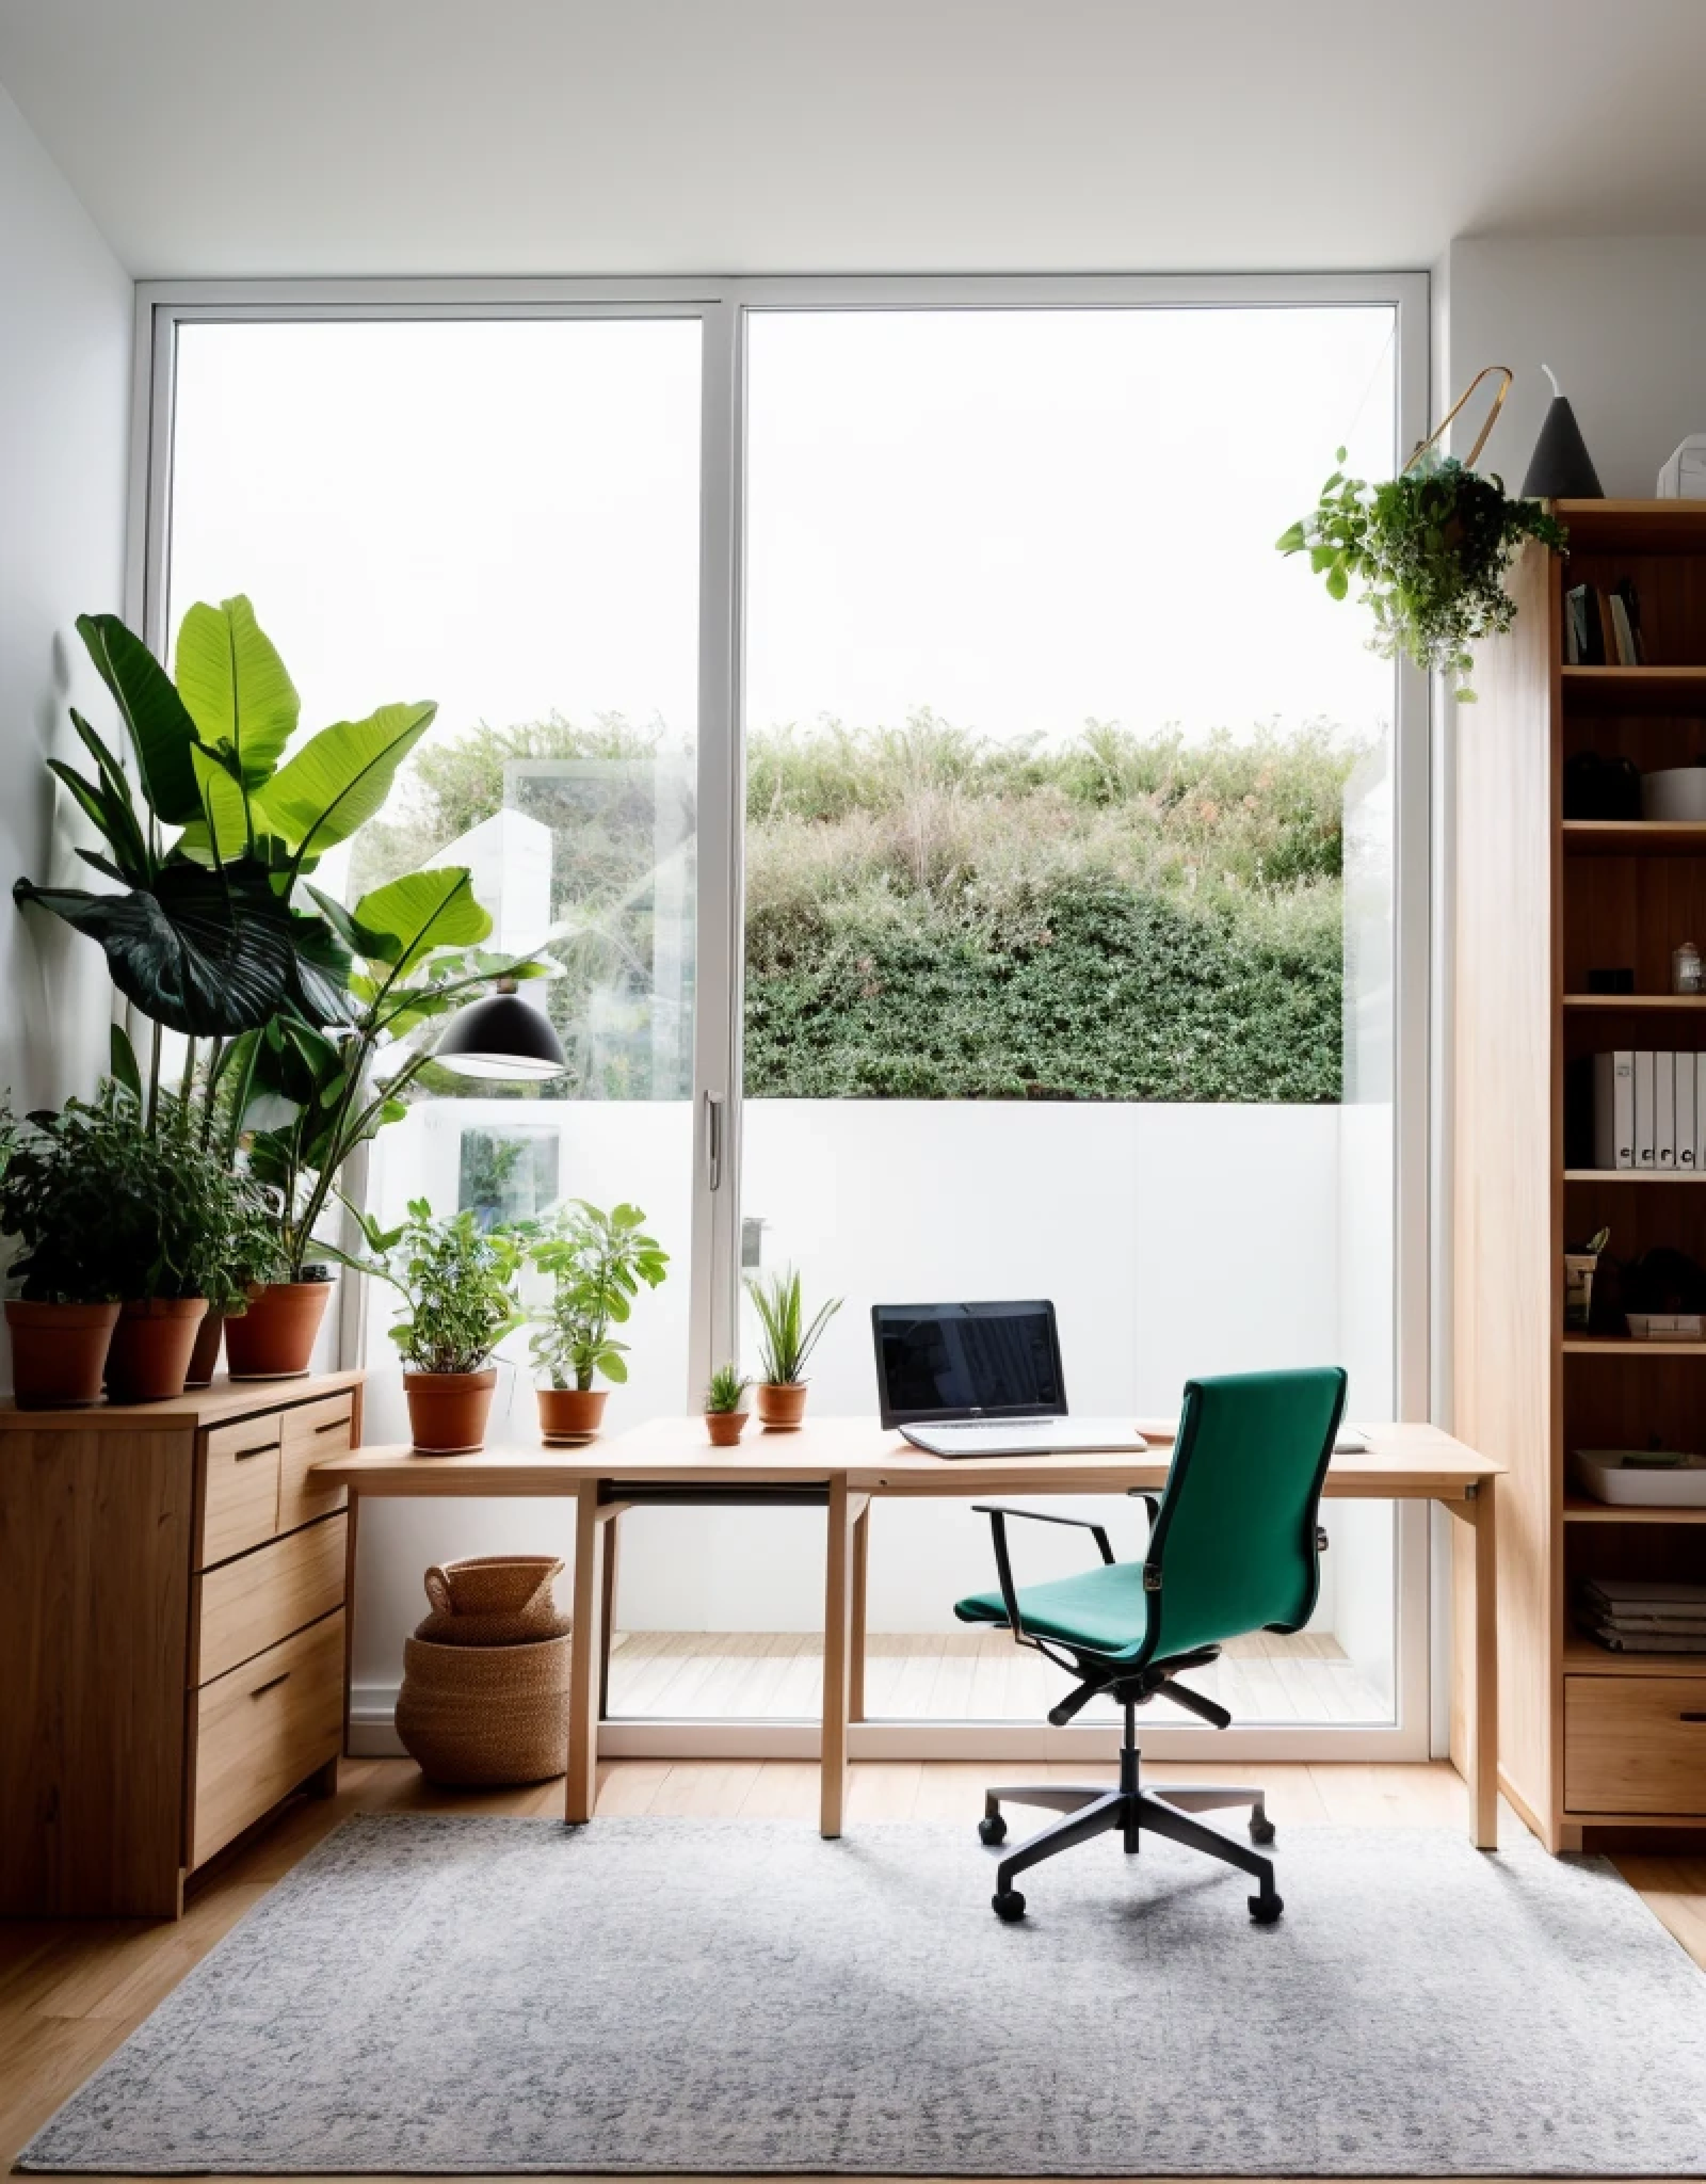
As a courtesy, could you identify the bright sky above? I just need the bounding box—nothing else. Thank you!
[167,305,1396,765]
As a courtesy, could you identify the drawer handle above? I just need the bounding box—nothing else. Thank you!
[250,1672,291,1700]
[313,1416,349,1436]
[1681,1711,1706,1724]
[232,1442,274,1462]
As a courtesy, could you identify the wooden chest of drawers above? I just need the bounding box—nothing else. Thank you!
[0,1371,363,1917]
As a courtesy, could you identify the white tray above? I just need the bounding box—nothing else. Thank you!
[1573,1448,1706,1506]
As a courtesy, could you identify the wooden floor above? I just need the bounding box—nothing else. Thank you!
[4,1757,1704,2184]
[608,1628,1390,1722]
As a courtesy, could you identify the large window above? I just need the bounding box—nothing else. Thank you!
[149,279,1427,1757]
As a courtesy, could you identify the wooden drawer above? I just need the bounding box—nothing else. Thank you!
[198,1415,281,1568]
[278,1392,355,1531]
[194,1513,347,1685]
[191,1610,343,1869]
[1565,1673,1706,1815]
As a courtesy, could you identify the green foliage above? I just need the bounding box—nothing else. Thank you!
[747,1266,841,1386]
[0,1084,283,1307]
[526,1200,670,1392]
[1278,451,1567,701]
[705,1361,749,1414]
[359,1199,525,1375]
[15,597,436,1037]
[238,867,548,1277]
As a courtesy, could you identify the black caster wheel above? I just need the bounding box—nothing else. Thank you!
[992,1888,1027,1922]
[1248,1891,1284,1925]
[978,1814,1008,1846]
[1249,1814,1276,1844]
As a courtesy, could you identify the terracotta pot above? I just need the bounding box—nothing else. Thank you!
[184,1306,226,1388]
[224,1280,332,1379]
[705,1409,749,1447]
[406,1368,498,1454]
[756,1382,808,1430]
[106,1297,208,1404]
[5,1299,120,1409]
[537,1386,608,1445]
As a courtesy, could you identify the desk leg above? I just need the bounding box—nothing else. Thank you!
[599,1509,621,1721]
[566,1482,610,1826]
[821,1482,868,1838]
[850,1498,870,1724]
[1460,1481,1499,1851]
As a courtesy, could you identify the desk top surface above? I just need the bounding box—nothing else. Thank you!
[317,1414,1500,1499]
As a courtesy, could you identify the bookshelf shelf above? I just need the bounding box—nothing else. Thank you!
[1563,821,1706,856]
[1563,993,1706,1010]
[1563,1337,1706,1357]
[1555,500,1706,551]
[1564,1496,1706,1524]
[1562,666,1706,713]
[1562,1634,1706,1675]
[1564,1168,1706,1182]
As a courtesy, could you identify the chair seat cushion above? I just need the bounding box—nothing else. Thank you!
[954,1559,1148,1656]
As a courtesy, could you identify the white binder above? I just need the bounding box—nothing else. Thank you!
[1593,1050,1636,1170]
[1635,1051,1656,1169]
[1680,1055,1699,1172]
[1657,1050,1677,1168]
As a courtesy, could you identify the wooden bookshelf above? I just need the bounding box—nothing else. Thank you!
[1454,501,1706,1853]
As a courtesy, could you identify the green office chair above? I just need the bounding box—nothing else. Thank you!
[954,1365,1346,1926]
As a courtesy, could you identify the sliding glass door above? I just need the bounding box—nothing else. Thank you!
[141,277,1427,1755]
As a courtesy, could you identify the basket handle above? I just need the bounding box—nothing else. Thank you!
[423,1565,454,1615]
[1404,364,1512,475]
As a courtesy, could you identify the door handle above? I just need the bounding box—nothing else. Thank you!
[704,1090,723,1193]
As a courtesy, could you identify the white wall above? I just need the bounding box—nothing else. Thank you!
[1439,238,1706,500]
[351,1100,1396,1714]
[0,82,133,1386]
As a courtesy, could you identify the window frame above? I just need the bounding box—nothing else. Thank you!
[130,271,1434,1763]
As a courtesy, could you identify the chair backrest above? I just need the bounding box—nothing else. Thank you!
[1140,1367,1347,1665]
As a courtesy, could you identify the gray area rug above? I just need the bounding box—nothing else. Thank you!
[21,1814,1706,2175]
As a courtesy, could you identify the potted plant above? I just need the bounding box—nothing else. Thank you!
[1,1085,277,1406]
[363,1200,524,1453]
[703,1362,751,1447]
[746,1266,842,1428]
[1277,444,1566,702]
[526,1200,669,1444]
[0,1098,123,1407]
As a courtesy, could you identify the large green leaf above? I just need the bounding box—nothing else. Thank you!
[76,613,204,827]
[14,857,298,1036]
[256,701,437,867]
[351,866,492,978]
[173,596,299,789]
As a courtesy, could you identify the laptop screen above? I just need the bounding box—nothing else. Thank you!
[871,1301,1065,1426]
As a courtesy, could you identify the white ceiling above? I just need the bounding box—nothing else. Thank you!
[2,0,1704,278]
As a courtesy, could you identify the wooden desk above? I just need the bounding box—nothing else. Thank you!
[317,1417,1503,1850]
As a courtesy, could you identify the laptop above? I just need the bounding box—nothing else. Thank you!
[871,1300,1148,1457]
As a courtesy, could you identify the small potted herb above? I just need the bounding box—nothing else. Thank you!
[0,1097,123,1407]
[703,1363,751,1447]
[526,1200,669,1444]
[747,1267,841,1428]
[363,1201,524,1452]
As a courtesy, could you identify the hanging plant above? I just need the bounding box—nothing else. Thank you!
[1276,366,1567,702]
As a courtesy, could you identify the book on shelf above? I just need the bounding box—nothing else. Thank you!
[1588,1050,1706,1171]
[1563,577,1646,667]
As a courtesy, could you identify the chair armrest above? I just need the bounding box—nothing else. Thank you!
[1127,1490,1160,1525]
[971,1504,1116,1564]
[972,1505,1118,1647]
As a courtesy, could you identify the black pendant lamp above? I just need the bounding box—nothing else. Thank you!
[433,978,569,1082]
[1520,364,1604,499]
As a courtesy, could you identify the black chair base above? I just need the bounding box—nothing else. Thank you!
[978,1723,1281,1925]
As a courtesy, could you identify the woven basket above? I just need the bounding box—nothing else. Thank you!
[395,1630,572,1785]
[415,1555,568,1648]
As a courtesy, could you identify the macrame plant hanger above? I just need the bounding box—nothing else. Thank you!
[1404,364,1513,475]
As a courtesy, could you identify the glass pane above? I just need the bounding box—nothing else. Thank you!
[166,318,703,1444]
[718,306,1399,1729]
